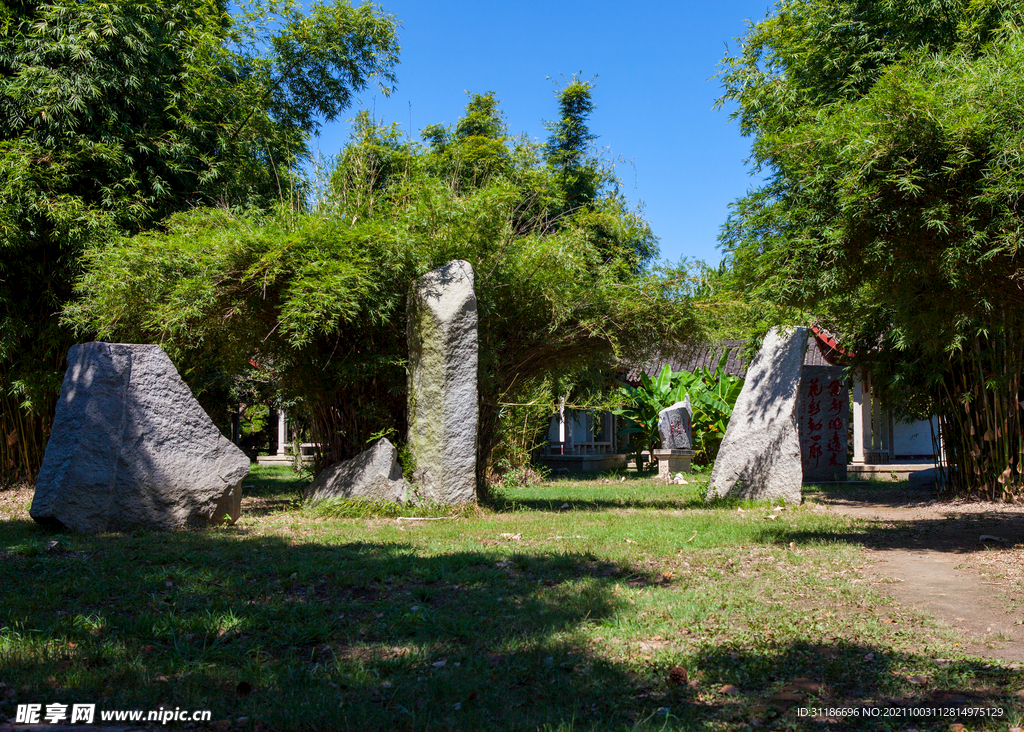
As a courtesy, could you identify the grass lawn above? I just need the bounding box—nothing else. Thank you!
[1,466,1021,731]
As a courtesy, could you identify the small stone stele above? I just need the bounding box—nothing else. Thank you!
[407,260,478,504]
[303,438,409,505]
[658,396,693,450]
[30,342,250,532]
[707,326,808,505]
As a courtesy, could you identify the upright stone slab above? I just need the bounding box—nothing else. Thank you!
[658,396,693,450]
[407,260,478,503]
[707,327,808,504]
[303,438,409,505]
[797,365,848,481]
[30,342,250,532]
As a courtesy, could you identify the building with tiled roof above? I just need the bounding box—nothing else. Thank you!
[628,334,838,384]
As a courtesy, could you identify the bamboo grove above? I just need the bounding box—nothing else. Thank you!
[718,0,1024,500]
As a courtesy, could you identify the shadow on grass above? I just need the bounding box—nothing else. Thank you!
[773,481,1024,554]
[1,521,1021,731]
[754,513,1024,554]
[485,471,715,514]
[687,642,1019,731]
[487,493,762,515]
[0,525,654,730]
[244,466,310,499]
[490,497,695,512]
[803,478,937,508]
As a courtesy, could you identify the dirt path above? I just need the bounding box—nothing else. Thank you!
[810,482,1024,664]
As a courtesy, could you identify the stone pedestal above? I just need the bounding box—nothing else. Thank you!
[654,449,695,482]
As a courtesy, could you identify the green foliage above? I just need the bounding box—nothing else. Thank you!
[716,0,1024,498]
[69,85,701,494]
[0,0,399,482]
[614,365,689,471]
[242,404,269,438]
[544,75,599,213]
[678,351,744,465]
[614,353,743,470]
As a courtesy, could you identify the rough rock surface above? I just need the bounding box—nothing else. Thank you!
[707,327,808,504]
[30,342,250,532]
[407,260,478,504]
[658,396,693,450]
[303,438,409,505]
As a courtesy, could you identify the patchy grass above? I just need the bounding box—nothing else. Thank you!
[0,466,1021,731]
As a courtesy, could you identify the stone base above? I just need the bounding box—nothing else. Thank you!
[846,461,936,482]
[257,454,313,466]
[654,449,695,482]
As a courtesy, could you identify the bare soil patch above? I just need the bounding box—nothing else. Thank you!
[0,484,32,521]
[809,480,1024,663]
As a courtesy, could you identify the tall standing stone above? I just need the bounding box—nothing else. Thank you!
[407,260,478,503]
[707,327,808,504]
[30,342,250,532]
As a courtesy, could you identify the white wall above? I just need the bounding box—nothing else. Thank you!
[892,417,938,457]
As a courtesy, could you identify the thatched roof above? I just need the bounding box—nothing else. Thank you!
[627,333,841,384]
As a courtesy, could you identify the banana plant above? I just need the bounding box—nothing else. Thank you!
[613,349,743,469]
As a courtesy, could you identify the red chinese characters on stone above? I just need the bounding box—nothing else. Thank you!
[801,374,847,474]
[808,437,823,466]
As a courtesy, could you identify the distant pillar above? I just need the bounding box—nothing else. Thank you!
[277,408,288,456]
[230,406,241,445]
[852,371,871,464]
[563,400,574,456]
[887,411,895,459]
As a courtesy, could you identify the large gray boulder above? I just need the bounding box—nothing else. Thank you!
[658,396,693,450]
[407,260,478,504]
[707,327,808,504]
[30,342,250,532]
[303,438,409,505]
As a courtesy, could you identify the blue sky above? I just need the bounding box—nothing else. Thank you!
[312,1,775,267]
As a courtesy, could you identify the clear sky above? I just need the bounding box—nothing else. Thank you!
[312,1,775,267]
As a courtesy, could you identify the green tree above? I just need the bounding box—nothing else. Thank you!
[717,0,1024,498]
[544,76,599,214]
[0,0,399,482]
[68,87,701,497]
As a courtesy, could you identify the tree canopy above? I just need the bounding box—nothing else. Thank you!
[0,0,399,481]
[68,85,699,494]
[717,0,1024,498]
